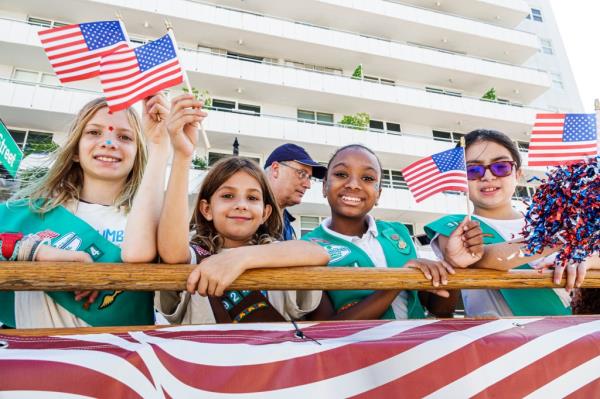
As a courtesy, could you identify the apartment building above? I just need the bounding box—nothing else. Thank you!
[0,0,584,244]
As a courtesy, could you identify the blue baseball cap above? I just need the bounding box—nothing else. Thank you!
[264,143,327,179]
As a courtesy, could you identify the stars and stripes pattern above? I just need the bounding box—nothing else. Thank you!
[99,32,184,112]
[528,113,598,167]
[402,147,468,203]
[37,21,129,83]
[1,317,600,397]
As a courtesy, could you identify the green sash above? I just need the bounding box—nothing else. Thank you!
[303,220,425,319]
[425,214,571,316]
[0,201,154,327]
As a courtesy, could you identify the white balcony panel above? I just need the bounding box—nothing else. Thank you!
[203,0,530,30]
[215,0,539,64]
[181,51,540,135]
[0,1,549,103]
[0,80,547,178]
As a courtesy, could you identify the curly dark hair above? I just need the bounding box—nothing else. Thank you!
[571,289,600,314]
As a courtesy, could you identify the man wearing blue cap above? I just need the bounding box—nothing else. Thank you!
[264,144,327,240]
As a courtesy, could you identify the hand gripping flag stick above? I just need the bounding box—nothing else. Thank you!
[165,20,211,150]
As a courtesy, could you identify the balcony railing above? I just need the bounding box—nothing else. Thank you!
[183,0,543,71]
[1,16,549,110]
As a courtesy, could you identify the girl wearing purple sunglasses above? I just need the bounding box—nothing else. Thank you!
[424,129,599,317]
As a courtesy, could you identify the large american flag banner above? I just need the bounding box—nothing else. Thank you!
[38,21,129,83]
[402,147,468,203]
[99,32,184,112]
[2,317,600,398]
[528,113,598,167]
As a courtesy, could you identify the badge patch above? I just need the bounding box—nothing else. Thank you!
[325,244,351,263]
[85,244,104,261]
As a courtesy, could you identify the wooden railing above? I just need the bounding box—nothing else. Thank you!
[2,262,600,291]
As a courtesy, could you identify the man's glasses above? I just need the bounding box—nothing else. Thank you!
[466,161,516,181]
[279,162,318,182]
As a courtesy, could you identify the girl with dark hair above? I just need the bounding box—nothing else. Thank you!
[425,129,598,317]
[303,144,482,320]
[155,96,329,324]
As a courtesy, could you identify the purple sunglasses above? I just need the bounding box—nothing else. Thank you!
[466,161,516,180]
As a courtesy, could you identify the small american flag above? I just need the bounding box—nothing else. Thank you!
[38,21,129,83]
[402,147,468,203]
[99,32,184,112]
[528,113,598,167]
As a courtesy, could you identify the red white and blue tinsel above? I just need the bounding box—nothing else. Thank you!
[521,156,599,268]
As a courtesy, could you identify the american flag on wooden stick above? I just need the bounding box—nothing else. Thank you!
[37,21,129,83]
[99,32,184,112]
[402,147,468,203]
[528,113,598,167]
[1,318,600,397]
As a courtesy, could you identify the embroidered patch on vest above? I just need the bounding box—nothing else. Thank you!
[85,244,104,261]
[324,244,351,263]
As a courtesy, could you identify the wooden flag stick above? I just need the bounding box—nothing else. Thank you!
[164,20,211,150]
[459,137,472,221]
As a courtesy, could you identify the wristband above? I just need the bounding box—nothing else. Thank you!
[0,233,23,261]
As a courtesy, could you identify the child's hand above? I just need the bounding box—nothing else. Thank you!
[186,252,246,297]
[444,217,484,268]
[405,258,454,296]
[142,93,170,147]
[35,245,92,263]
[166,94,207,158]
[534,253,595,292]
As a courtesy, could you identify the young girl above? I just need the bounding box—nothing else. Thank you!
[426,129,599,317]
[0,94,170,328]
[155,96,329,324]
[303,144,482,320]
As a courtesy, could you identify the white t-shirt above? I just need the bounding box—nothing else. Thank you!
[14,201,128,328]
[431,215,570,317]
[321,215,409,319]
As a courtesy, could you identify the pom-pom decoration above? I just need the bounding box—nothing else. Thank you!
[521,157,599,268]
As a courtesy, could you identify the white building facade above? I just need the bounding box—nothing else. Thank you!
[0,0,585,242]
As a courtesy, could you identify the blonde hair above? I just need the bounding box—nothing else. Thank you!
[190,157,283,253]
[13,98,147,213]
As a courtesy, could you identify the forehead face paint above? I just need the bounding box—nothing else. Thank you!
[108,126,114,131]
[105,140,112,145]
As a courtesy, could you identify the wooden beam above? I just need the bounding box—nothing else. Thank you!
[2,262,600,291]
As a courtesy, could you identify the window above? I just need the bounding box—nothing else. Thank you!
[363,75,396,86]
[27,17,68,28]
[369,120,401,135]
[300,216,326,237]
[285,60,342,75]
[531,8,543,22]
[516,140,529,152]
[208,151,260,166]
[432,130,464,144]
[540,38,553,55]
[237,103,261,115]
[211,99,260,115]
[9,128,54,153]
[212,99,235,110]
[12,69,59,86]
[551,72,564,89]
[426,87,462,97]
[381,169,408,190]
[297,110,334,125]
[130,37,148,46]
[227,51,264,64]
[513,185,536,200]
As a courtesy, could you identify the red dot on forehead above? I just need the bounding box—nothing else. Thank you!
[108,126,114,131]
[107,110,113,115]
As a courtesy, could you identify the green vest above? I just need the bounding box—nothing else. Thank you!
[0,201,154,327]
[425,214,571,316]
[302,220,425,319]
